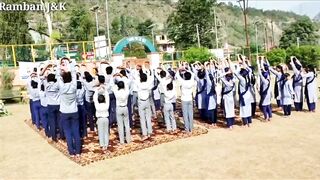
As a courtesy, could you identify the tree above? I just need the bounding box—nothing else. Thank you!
[67,6,94,41]
[279,17,319,49]
[167,0,216,49]
[286,45,320,68]
[136,19,154,36]
[184,47,214,63]
[265,48,287,66]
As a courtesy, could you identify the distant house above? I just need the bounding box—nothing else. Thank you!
[155,34,175,53]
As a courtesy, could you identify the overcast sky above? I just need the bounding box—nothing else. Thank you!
[217,0,320,18]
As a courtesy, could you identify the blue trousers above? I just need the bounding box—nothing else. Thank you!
[261,105,272,119]
[226,118,235,127]
[154,99,161,111]
[47,105,60,141]
[85,101,95,131]
[294,102,303,111]
[207,109,217,124]
[40,106,49,137]
[78,105,87,138]
[242,117,252,125]
[32,100,41,129]
[61,112,81,155]
[307,102,316,112]
[199,109,207,121]
[276,100,281,107]
[282,105,292,116]
[29,99,35,124]
[109,93,116,125]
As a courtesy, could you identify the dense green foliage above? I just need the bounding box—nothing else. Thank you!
[279,18,319,49]
[67,6,95,41]
[286,46,320,67]
[167,0,216,49]
[265,48,287,66]
[136,19,154,36]
[124,43,147,58]
[266,46,320,68]
[184,47,214,63]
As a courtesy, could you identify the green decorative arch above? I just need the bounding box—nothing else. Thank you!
[113,36,157,54]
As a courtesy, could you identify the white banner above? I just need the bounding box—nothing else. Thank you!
[94,36,107,58]
[18,61,48,81]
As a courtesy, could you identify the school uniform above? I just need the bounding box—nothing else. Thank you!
[175,71,195,132]
[163,83,177,131]
[280,79,295,116]
[76,81,86,138]
[136,72,154,136]
[93,88,110,148]
[113,84,131,144]
[303,72,317,111]
[105,73,116,126]
[248,67,257,116]
[39,81,49,136]
[290,62,303,111]
[57,62,81,155]
[235,70,252,125]
[27,76,35,124]
[152,78,161,112]
[46,74,60,141]
[29,79,42,129]
[155,71,172,108]
[83,79,95,131]
[205,71,217,124]
[258,71,272,120]
[270,68,285,107]
[220,75,236,128]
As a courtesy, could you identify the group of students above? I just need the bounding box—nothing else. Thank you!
[27,55,318,157]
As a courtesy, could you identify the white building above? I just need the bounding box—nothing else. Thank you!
[155,34,175,53]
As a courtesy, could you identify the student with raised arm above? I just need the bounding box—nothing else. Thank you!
[57,58,81,158]
[76,73,86,138]
[176,65,195,132]
[205,62,218,127]
[280,72,295,117]
[220,58,236,129]
[162,81,177,133]
[28,72,41,130]
[44,63,61,142]
[192,62,208,121]
[257,57,272,121]
[135,69,154,140]
[269,61,286,108]
[302,65,318,112]
[82,67,96,132]
[290,57,304,111]
[93,84,110,153]
[234,57,252,127]
[112,77,131,144]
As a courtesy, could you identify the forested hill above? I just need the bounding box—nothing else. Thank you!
[18,0,318,47]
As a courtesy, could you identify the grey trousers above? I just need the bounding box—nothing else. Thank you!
[150,93,156,117]
[138,99,152,136]
[116,106,131,144]
[97,117,109,148]
[163,103,177,131]
[182,101,193,132]
[132,92,138,110]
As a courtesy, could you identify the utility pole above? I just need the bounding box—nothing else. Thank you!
[265,24,268,52]
[254,22,258,58]
[297,37,300,48]
[238,0,250,58]
[271,20,275,47]
[214,8,219,49]
[196,24,201,48]
[105,0,112,60]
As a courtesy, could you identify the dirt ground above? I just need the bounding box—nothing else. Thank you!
[1,103,320,179]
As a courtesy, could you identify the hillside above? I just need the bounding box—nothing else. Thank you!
[314,12,320,21]
[26,0,309,48]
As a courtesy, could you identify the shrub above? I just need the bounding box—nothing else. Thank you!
[265,48,287,66]
[183,47,215,64]
[0,66,15,90]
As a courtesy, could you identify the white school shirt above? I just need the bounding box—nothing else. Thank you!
[163,83,176,104]
[113,85,129,107]
[93,89,110,118]
[175,71,195,102]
